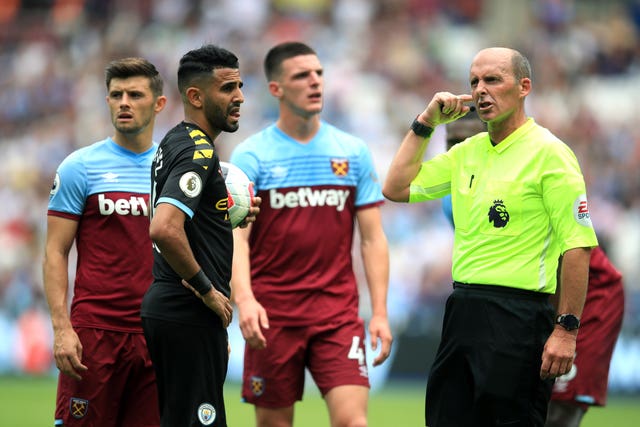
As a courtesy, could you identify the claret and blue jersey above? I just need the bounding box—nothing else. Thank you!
[230,121,384,326]
[47,137,156,332]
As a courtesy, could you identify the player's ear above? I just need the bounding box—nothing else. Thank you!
[519,77,531,98]
[268,81,282,98]
[154,95,168,113]
[186,87,203,108]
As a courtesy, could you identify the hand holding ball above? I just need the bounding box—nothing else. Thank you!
[220,161,255,228]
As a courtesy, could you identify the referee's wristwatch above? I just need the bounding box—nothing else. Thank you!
[555,314,580,331]
[410,116,434,138]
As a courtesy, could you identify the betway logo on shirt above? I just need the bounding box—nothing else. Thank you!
[98,194,149,216]
[270,188,350,211]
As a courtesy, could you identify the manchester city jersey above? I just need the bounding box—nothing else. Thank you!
[142,122,233,326]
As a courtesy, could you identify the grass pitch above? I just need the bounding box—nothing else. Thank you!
[1,375,638,426]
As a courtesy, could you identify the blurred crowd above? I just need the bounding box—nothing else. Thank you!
[1,0,639,388]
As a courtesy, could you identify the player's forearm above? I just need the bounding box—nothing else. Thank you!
[231,227,256,305]
[150,218,202,280]
[361,236,390,318]
[382,130,430,203]
[42,256,72,331]
[557,247,591,317]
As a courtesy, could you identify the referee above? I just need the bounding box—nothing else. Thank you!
[383,47,597,426]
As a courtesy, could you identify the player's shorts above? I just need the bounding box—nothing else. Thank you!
[426,283,555,427]
[54,328,159,427]
[142,317,229,427]
[242,317,370,408]
[551,278,624,409]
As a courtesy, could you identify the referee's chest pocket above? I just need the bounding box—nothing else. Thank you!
[451,170,476,231]
[479,180,523,236]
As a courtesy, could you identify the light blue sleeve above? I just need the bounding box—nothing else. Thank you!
[442,194,454,228]
[230,142,262,189]
[355,141,384,207]
[48,152,87,215]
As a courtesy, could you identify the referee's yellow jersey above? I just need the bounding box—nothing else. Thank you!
[410,118,598,293]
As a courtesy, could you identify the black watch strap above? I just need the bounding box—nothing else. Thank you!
[411,117,434,138]
[556,313,580,331]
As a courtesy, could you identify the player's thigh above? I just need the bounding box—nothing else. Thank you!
[143,318,228,427]
[119,333,160,426]
[242,325,307,408]
[307,318,370,396]
[324,385,368,427]
[580,280,624,357]
[55,329,134,427]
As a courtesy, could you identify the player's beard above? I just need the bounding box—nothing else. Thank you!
[203,96,239,133]
[113,113,153,136]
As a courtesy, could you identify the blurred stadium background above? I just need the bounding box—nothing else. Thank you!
[1,0,639,403]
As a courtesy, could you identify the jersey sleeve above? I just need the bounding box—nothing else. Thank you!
[156,133,217,219]
[541,142,598,252]
[409,151,453,203]
[230,142,261,187]
[355,141,384,207]
[48,151,87,218]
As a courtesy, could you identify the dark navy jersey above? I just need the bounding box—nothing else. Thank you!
[142,122,233,325]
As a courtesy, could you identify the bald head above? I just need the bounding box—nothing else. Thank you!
[468,47,532,142]
[473,47,531,81]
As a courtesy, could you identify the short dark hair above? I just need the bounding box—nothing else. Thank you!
[105,57,163,97]
[264,41,317,81]
[177,44,239,95]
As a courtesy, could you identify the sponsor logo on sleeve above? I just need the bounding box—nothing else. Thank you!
[50,173,60,196]
[573,195,592,226]
[179,172,202,198]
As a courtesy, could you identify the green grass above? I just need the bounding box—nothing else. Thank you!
[1,375,638,426]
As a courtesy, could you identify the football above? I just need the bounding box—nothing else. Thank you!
[220,161,254,228]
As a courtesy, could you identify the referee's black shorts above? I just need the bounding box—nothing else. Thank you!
[425,282,555,427]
